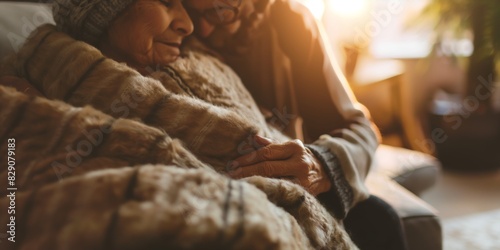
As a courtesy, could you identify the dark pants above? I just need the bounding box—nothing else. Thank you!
[344,195,408,250]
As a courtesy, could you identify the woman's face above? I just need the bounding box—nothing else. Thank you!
[101,0,194,69]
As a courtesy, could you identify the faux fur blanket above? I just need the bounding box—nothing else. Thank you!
[0,87,357,249]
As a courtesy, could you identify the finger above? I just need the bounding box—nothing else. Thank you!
[231,143,294,168]
[254,135,273,147]
[228,160,302,179]
[230,140,304,169]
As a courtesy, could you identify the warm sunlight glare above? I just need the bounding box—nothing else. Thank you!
[299,0,326,19]
[328,0,368,18]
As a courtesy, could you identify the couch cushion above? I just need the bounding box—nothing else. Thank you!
[0,2,54,60]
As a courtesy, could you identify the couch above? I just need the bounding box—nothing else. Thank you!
[0,2,443,249]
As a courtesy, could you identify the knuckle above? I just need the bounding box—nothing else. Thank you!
[245,151,258,163]
[260,146,273,160]
[298,155,312,167]
[287,139,304,152]
[291,139,304,147]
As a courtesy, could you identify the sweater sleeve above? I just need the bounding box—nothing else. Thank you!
[305,144,348,219]
[1,24,259,170]
[270,0,380,218]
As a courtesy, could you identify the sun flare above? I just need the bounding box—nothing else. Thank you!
[299,0,326,19]
[328,0,368,18]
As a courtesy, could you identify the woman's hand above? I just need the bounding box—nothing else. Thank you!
[0,76,43,97]
[228,135,331,196]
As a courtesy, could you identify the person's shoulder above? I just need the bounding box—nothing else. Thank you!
[173,37,236,78]
[181,37,224,61]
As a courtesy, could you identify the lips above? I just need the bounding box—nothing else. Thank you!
[162,41,181,48]
[158,41,182,57]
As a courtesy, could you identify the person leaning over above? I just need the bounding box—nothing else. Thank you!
[184,1,408,249]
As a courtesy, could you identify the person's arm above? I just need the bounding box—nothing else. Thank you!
[269,0,380,219]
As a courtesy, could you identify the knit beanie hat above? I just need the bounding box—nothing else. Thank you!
[52,0,136,45]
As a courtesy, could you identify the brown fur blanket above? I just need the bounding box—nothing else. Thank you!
[0,87,357,249]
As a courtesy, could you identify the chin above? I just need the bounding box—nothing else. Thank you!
[160,55,180,65]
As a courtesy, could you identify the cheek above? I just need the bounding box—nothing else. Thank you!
[107,24,152,66]
[127,23,155,52]
[128,12,172,50]
[109,15,153,50]
[106,4,175,66]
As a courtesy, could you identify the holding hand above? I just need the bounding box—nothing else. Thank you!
[228,135,331,196]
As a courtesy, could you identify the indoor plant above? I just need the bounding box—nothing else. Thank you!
[418,0,500,170]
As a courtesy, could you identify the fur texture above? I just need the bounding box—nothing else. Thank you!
[0,86,358,249]
[0,86,210,194]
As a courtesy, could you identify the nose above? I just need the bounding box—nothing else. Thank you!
[172,3,194,37]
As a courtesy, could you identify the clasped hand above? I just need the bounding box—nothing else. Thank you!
[228,135,331,196]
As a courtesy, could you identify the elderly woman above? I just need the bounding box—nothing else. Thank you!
[0,1,364,249]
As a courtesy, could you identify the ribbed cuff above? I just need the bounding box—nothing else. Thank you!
[306,144,354,219]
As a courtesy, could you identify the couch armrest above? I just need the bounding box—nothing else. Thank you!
[366,174,442,250]
[372,145,441,196]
